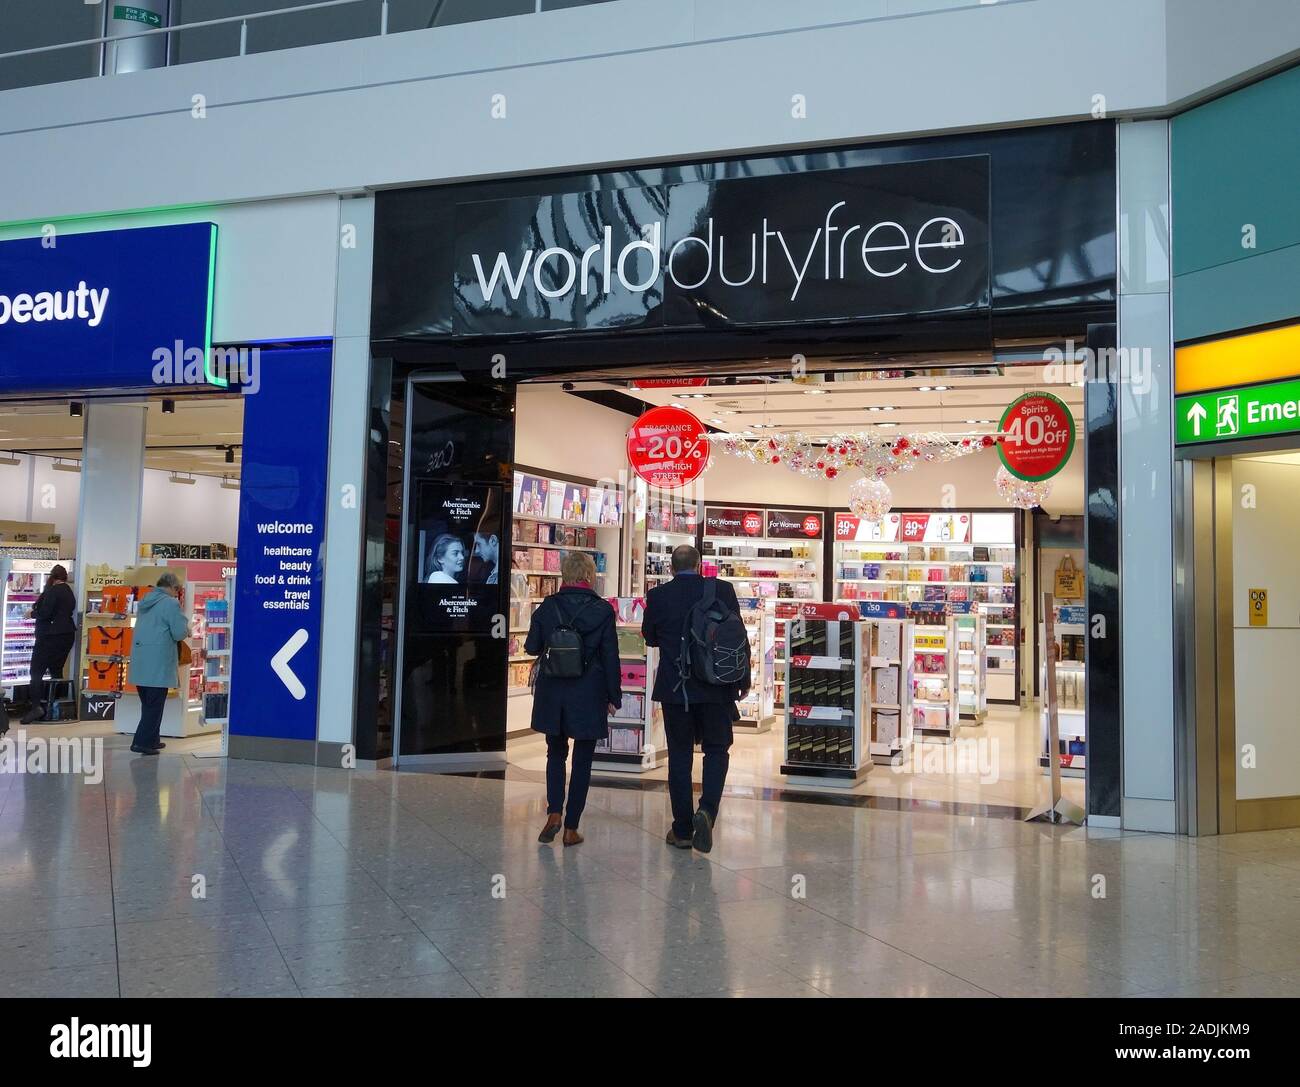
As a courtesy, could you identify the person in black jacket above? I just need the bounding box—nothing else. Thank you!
[524,551,621,847]
[642,545,747,854]
[22,564,77,724]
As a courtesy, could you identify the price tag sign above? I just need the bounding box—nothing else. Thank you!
[626,406,711,489]
[998,391,1075,481]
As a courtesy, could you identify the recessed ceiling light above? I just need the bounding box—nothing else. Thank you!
[877,422,897,428]
[918,386,932,392]
[868,406,882,412]
[934,385,950,391]
[804,389,825,395]
[709,418,724,425]
[881,405,895,412]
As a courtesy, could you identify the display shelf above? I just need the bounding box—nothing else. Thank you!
[595,618,663,772]
[781,615,869,783]
[1040,605,1086,777]
[954,608,988,722]
[911,612,960,742]
[2,557,68,696]
[735,598,776,732]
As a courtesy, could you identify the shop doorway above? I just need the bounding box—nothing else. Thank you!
[0,393,243,752]
[1178,445,1300,834]
[492,361,1088,813]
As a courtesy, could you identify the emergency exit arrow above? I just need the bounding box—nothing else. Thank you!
[272,628,309,700]
[1187,401,1207,437]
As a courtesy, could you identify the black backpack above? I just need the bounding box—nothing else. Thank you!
[678,579,750,703]
[538,595,597,679]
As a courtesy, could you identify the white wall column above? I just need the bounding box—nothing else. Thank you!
[1117,120,1177,832]
[74,403,147,599]
[316,194,373,764]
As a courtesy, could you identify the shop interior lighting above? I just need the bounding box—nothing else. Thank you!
[168,472,197,485]
[162,399,176,414]
[220,476,239,491]
[0,454,19,467]
[225,447,235,464]
[52,459,81,473]
[69,402,83,417]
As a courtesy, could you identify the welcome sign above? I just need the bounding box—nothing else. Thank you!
[0,222,216,395]
[452,157,990,336]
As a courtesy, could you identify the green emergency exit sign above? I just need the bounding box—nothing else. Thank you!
[1176,377,1300,445]
[113,6,163,28]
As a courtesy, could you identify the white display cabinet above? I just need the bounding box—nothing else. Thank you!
[1040,604,1086,777]
[954,606,988,721]
[911,610,960,743]
[1,557,62,697]
[735,597,776,732]
[595,602,664,773]
[833,509,1019,703]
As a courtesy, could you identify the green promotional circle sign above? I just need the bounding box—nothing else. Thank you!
[997,391,1075,482]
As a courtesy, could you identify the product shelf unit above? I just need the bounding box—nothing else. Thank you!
[1,554,62,697]
[595,603,664,773]
[507,469,623,711]
[911,608,960,743]
[833,509,1019,703]
[781,616,868,785]
[863,610,915,766]
[644,490,701,591]
[1040,604,1086,777]
[735,597,776,732]
[954,606,988,721]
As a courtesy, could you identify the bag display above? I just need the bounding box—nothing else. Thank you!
[88,625,133,656]
[87,661,123,692]
[1054,555,1084,600]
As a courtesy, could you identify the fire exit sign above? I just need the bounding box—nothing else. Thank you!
[1175,377,1300,445]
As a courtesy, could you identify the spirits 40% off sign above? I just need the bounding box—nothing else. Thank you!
[997,391,1075,481]
[626,406,712,489]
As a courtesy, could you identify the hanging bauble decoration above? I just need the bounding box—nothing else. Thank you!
[995,464,1052,510]
[848,476,893,520]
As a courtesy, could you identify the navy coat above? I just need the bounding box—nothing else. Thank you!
[525,586,622,741]
[642,574,749,706]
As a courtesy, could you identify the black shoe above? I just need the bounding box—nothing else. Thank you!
[692,808,714,854]
[538,818,562,844]
[156,743,166,749]
[130,745,160,756]
[20,708,45,725]
[665,828,693,850]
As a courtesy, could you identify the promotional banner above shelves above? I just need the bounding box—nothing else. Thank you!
[1175,376,1300,446]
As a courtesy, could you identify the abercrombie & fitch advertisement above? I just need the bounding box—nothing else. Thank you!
[412,482,505,633]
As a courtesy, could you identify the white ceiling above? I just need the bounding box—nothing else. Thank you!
[568,362,1084,440]
[0,396,244,479]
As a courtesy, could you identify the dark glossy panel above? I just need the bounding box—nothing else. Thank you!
[373,122,1114,343]
[1084,323,1121,819]
[353,353,396,762]
[397,380,515,757]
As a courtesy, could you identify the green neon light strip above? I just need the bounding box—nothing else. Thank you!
[202,222,224,387]
[0,201,217,235]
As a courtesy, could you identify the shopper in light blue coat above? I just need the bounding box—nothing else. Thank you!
[128,572,190,756]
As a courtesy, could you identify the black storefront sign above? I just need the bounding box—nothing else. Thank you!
[452,157,990,337]
[766,509,824,540]
[704,507,765,537]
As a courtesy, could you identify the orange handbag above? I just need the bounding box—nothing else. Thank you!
[100,586,131,614]
[87,661,123,692]
[88,626,132,656]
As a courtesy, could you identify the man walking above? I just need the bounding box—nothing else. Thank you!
[642,545,747,853]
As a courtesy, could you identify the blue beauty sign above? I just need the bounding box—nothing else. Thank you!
[0,222,216,394]
[229,345,332,743]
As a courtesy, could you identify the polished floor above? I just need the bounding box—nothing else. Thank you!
[510,704,1087,812]
[4,734,1300,998]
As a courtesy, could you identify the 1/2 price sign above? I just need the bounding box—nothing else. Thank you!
[626,406,711,489]
[998,391,1075,481]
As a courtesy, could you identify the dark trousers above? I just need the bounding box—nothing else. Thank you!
[132,687,168,750]
[545,735,598,830]
[662,703,733,840]
[27,634,75,713]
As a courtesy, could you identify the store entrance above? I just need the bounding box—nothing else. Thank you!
[1178,445,1300,834]
[502,362,1088,812]
[0,393,243,750]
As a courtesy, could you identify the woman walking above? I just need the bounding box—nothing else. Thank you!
[128,572,191,756]
[525,551,621,847]
[21,564,76,724]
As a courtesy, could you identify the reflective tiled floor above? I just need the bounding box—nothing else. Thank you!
[4,737,1300,998]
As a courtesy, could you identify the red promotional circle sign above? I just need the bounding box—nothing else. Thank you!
[997,391,1076,482]
[742,512,763,535]
[802,515,821,537]
[626,406,712,489]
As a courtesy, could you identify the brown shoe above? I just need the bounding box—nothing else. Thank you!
[538,815,563,844]
[562,829,584,848]
[665,828,693,849]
